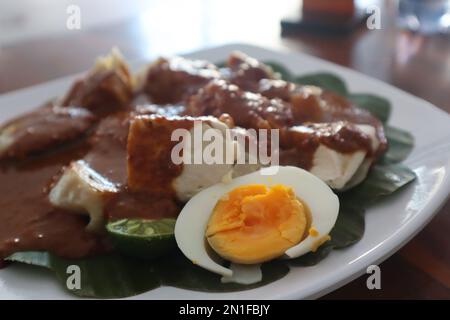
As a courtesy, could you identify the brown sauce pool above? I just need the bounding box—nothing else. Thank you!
[0,111,181,260]
[0,140,107,259]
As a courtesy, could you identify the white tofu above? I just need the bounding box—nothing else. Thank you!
[49,160,119,232]
[342,158,372,190]
[293,123,380,190]
[338,124,380,190]
[173,118,236,202]
[173,121,265,201]
[310,146,367,190]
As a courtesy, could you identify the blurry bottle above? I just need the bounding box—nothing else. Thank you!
[398,0,450,34]
[281,0,367,35]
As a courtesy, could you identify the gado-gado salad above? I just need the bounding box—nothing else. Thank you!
[0,49,415,298]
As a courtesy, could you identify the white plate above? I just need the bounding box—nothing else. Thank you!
[1,44,450,300]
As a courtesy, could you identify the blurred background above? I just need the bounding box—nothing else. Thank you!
[0,0,449,299]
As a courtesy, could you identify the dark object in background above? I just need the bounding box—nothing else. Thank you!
[281,0,367,35]
[0,259,9,269]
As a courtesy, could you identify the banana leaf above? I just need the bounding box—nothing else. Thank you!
[349,94,391,123]
[382,126,414,164]
[7,251,289,298]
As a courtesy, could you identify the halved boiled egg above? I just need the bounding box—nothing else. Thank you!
[206,184,307,264]
[174,166,339,280]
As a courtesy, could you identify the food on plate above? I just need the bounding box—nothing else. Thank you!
[140,57,221,104]
[0,104,95,159]
[186,79,293,133]
[283,122,380,189]
[61,48,134,116]
[0,48,415,297]
[225,51,277,92]
[126,114,238,202]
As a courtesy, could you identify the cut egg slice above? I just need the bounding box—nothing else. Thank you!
[174,166,339,280]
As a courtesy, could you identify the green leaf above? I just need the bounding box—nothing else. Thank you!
[51,254,161,298]
[159,253,289,292]
[263,61,294,81]
[7,251,289,298]
[382,126,414,164]
[7,252,161,298]
[346,163,416,205]
[294,73,348,96]
[349,94,391,123]
[330,199,366,249]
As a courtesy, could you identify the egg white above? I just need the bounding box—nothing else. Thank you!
[174,166,340,280]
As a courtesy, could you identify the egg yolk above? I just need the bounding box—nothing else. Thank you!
[206,184,307,264]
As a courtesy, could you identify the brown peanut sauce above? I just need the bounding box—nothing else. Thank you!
[0,108,182,260]
[258,79,387,157]
[280,122,375,170]
[0,140,107,259]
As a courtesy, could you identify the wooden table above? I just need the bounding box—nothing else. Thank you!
[0,0,449,299]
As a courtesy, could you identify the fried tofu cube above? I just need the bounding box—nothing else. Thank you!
[61,48,133,115]
[127,115,236,201]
